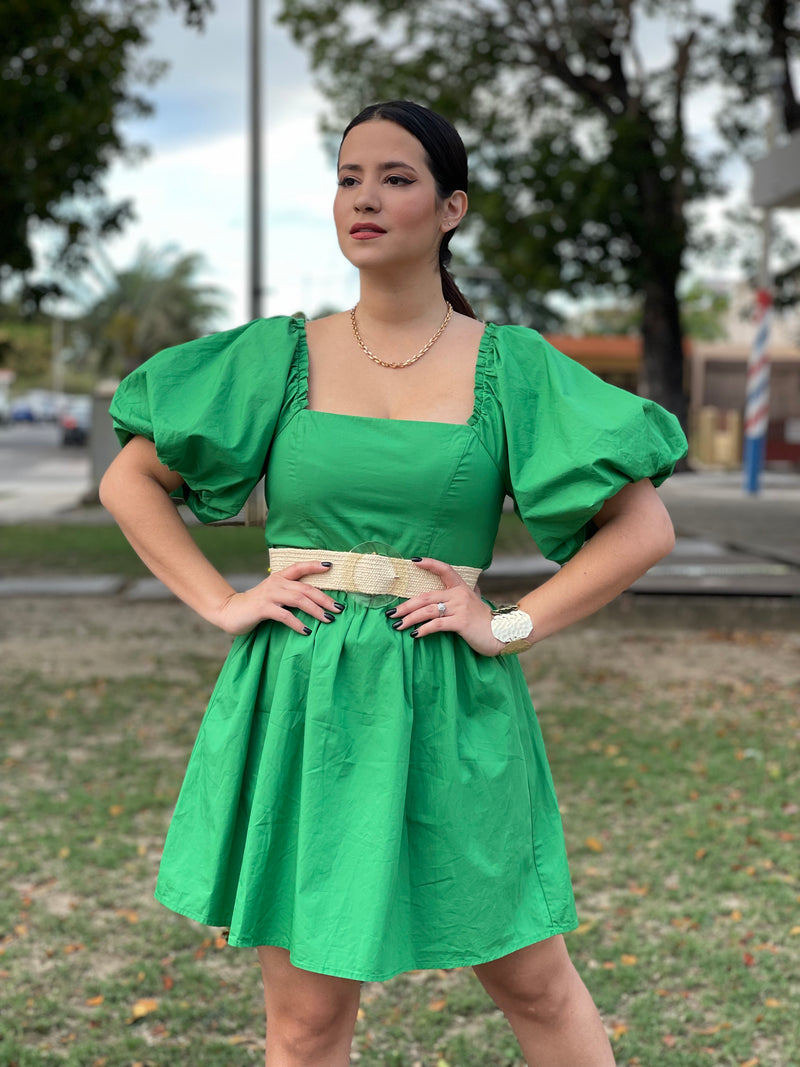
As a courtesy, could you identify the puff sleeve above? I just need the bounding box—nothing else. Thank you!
[491,325,687,565]
[108,316,301,523]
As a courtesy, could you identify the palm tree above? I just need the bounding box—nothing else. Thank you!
[80,244,227,377]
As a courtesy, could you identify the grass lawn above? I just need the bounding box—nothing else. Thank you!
[0,512,535,579]
[1,600,798,1066]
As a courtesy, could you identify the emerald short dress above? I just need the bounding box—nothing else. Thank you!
[109,315,687,982]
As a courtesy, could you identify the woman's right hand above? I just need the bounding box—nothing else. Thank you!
[213,560,344,636]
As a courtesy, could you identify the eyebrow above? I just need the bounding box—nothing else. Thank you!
[337,161,419,174]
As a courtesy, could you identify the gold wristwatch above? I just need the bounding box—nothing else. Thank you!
[490,605,534,655]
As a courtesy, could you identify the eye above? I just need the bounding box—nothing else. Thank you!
[386,175,413,186]
[337,176,358,187]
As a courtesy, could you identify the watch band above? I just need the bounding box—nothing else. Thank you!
[490,605,534,655]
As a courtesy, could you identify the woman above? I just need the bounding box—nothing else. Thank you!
[100,100,686,1067]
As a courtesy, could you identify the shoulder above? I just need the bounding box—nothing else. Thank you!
[141,315,303,370]
[305,310,350,349]
[485,323,578,388]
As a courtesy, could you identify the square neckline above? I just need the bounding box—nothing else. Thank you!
[295,317,494,429]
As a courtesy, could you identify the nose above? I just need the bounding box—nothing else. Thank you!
[353,180,380,213]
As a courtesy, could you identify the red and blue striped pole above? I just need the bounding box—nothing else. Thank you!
[743,288,772,495]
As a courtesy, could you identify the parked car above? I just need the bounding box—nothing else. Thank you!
[59,395,92,446]
[10,389,64,422]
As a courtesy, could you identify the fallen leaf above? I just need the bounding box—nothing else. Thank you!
[621,954,638,966]
[662,1034,677,1047]
[86,995,104,1007]
[63,943,85,954]
[764,998,783,1008]
[129,997,159,1023]
[116,908,139,924]
[695,848,707,861]
[584,837,604,853]
[612,1023,628,1040]
[739,1059,759,1067]
[730,909,743,922]
[743,952,756,967]
[427,998,447,1012]
[791,926,800,936]
[108,804,124,817]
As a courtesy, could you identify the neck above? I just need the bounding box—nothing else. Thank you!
[356,268,447,328]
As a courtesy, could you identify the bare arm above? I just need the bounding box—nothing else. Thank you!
[99,436,343,635]
[516,477,675,644]
[391,478,675,653]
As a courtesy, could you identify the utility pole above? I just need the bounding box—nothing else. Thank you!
[244,0,267,524]
[249,0,263,322]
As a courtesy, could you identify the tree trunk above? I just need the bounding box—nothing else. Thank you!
[640,276,688,432]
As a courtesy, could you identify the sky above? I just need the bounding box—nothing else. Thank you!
[96,0,795,333]
[102,0,357,329]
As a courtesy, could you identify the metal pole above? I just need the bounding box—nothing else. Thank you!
[249,0,263,322]
[244,0,267,526]
[743,59,782,496]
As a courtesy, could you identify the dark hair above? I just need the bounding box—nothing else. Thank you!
[340,101,477,319]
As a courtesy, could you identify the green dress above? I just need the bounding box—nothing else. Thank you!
[110,316,686,982]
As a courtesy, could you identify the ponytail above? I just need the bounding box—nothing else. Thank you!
[440,264,477,318]
[439,230,477,319]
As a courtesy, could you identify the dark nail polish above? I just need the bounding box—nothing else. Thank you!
[334,601,346,611]
[392,620,404,630]
[320,561,332,568]
[385,607,397,617]
[411,556,422,563]
[302,625,312,635]
[323,612,335,622]
[410,629,420,638]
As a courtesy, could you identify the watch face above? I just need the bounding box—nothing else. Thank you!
[491,608,533,645]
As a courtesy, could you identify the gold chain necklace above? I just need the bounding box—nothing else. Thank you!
[350,302,453,369]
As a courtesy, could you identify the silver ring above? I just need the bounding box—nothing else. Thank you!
[437,602,447,617]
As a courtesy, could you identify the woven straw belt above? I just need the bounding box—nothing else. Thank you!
[268,546,481,598]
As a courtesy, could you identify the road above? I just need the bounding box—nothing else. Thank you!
[0,422,91,523]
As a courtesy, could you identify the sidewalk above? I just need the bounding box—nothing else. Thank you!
[1,469,798,611]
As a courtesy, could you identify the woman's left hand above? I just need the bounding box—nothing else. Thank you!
[386,557,505,657]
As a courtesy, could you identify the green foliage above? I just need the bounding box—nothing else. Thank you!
[717,0,800,150]
[0,305,52,379]
[0,0,215,292]
[278,0,722,304]
[277,0,800,416]
[77,244,226,375]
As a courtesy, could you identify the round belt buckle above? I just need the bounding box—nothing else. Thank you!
[347,540,403,608]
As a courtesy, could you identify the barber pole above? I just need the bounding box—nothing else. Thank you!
[743,288,772,495]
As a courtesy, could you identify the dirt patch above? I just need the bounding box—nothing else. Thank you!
[1,596,797,691]
[0,597,233,682]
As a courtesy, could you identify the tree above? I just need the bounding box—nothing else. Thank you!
[78,244,225,376]
[278,0,797,423]
[0,0,215,294]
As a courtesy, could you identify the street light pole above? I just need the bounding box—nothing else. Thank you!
[249,0,263,322]
[244,0,267,525]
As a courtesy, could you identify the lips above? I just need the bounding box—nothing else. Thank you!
[350,223,386,236]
